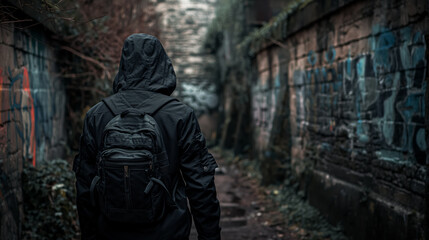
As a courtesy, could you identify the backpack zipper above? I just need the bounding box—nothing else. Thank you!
[101,127,156,143]
[101,149,154,162]
[124,165,130,209]
[104,160,153,169]
[124,165,129,177]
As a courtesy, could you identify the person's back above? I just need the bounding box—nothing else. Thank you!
[73,33,221,240]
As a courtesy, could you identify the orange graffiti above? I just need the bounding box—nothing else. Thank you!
[22,67,37,166]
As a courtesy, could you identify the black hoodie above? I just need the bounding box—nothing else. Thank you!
[73,34,221,240]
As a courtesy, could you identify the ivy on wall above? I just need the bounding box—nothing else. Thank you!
[205,0,313,58]
[239,0,312,56]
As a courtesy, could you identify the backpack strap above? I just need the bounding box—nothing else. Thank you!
[90,176,100,206]
[102,94,127,116]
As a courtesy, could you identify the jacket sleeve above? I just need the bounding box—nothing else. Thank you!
[179,110,221,240]
[73,113,98,240]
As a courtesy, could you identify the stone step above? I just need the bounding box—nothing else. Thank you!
[220,203,246,217]
[221,226,269,240]
[190,221,249,239]
[220,216,247,228]
[191,226,271,240]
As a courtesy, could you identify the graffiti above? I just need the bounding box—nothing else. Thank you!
[181,82,218,116]
[252,74,281,150]
[0,25,70,240]
[291,26,426,162]
[0,27,67,239]
[7,67,37,166]
[0,31,66,166]
[1,66,42,167]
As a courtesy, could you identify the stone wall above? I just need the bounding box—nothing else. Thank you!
[155,0,219,140]
[0,23,67,239]
[215,0,428,239]
[253,0,427,238]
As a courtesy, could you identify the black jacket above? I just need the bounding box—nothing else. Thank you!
[73,34,221,240]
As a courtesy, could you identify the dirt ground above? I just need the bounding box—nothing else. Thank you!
[190,150,299,240]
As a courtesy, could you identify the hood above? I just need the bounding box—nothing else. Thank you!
[113,33,176,95]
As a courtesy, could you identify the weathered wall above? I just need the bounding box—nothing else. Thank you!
[0,23,66,239]
[248,0,427,239]
[155,0,219,140]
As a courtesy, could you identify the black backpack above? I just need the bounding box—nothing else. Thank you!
[90,93,177,224]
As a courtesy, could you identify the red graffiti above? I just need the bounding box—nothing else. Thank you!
[0,67,38,166]
[22,67,37,167]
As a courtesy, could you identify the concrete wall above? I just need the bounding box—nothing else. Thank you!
[234,0,427,239]
[155,0,219,140]
[0,23,67,239]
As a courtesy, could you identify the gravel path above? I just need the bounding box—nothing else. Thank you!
[190,150,298,240]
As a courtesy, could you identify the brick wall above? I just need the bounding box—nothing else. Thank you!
[223,0,427,238]
[0,23,66,239]
[154,0,219,140]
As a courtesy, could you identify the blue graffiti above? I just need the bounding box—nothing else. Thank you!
[372,27,396,72]
[397,92,425,152]
[307,50,317,66]
[324,45,336,64]
[291,25,427,162]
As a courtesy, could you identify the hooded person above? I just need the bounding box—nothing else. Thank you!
[73,33,221,240]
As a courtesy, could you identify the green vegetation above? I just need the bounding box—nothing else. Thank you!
[269,180,347,240]
[22,160,79,240]
[238,0,312,56]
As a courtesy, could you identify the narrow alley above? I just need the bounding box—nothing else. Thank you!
[0,0,428,240]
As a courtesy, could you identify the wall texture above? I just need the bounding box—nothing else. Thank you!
[254,0,427,238]
[155,0,219,140]
[0,23,66,239]
[214,0,428,239]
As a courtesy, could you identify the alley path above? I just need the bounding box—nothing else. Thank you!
[190,150,297,240]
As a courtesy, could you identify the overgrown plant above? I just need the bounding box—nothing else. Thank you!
[238,0,312,56]
[22,159,79,240]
